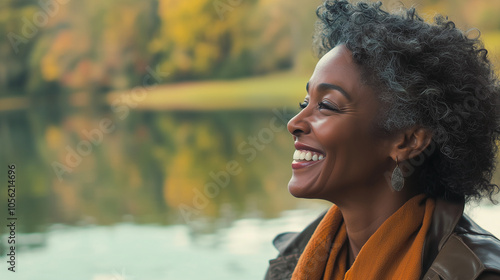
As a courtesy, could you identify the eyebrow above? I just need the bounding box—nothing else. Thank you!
[306,82,352,101]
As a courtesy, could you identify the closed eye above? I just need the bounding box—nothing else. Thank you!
[318,101,340,112]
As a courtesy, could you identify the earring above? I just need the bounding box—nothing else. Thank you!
[391,157,404,191]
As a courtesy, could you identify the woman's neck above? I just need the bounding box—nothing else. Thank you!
[338,183,421,265]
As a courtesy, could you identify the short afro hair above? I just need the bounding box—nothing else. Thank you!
[314,0,500,202]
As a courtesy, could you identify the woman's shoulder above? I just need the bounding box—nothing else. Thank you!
[423,199,500,279]
[455,214,500,274]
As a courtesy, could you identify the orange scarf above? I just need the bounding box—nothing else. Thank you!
[291,194,435,280]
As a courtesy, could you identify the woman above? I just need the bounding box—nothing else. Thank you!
[265,1,500,279]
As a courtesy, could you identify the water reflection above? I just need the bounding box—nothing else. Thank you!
[0,109,300,235]
[1,99,499,280]
[0,209,327,280]
[1,204,499,280]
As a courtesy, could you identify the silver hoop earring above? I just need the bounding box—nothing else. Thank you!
[391,157,404,191]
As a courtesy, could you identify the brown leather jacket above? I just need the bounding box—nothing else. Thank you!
[264,199,500,280]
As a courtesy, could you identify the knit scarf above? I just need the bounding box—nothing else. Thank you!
[291,194,435,280]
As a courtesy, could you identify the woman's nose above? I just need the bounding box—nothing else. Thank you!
[287,109,311,137]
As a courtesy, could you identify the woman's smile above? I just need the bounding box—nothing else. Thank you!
[292,142,326,169]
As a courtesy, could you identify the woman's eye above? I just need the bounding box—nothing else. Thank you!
[299,101,308,110]
[318,101,339,111]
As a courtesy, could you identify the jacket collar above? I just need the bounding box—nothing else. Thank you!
[421,197,465,274]
[267,197,467,280]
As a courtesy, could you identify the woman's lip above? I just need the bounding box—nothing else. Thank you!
[294,142,325,155]
[292,160,323,169]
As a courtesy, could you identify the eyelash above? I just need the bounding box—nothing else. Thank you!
[299,101,339,112]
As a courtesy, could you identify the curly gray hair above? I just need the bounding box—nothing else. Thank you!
[314,0,500,202]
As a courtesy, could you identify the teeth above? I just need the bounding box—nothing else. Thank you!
[292,150,325,161]
[299,151,306,160]
[305,152,312,161]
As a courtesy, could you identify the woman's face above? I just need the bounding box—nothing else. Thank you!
[287,45,394,202]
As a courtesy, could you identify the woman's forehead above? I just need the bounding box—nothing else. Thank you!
[315,45,353,71]
[309,45,366,97]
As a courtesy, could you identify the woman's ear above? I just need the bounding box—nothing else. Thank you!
[390,126,433,161]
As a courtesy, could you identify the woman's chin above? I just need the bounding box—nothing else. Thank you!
[287,165,326,197]
[288,178,314,198]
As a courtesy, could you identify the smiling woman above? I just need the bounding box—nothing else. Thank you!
[264,1,500,279]
[287,46,390,202]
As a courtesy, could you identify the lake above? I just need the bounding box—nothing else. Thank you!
[1,204,499,280]
[1,102,499,280]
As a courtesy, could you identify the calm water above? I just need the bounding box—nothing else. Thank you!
[0,208,323,280]
[1,107,500,279]
[0,107,303,279]
[0,109,301,231]
[1,204,500,280]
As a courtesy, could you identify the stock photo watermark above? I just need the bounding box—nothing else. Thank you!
[178,107,295,224]
[51,66,169,181]
[5,164,17,272]
[7,0,70,54]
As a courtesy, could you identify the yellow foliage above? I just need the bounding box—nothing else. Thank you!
[155,0,261,76]
[158,0,209,48]
[45,126,64,150]
[41,54,59,81]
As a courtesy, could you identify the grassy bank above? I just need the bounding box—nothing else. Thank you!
[106,71,310,111]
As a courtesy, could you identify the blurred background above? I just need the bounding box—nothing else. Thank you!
[0,0,499,279]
